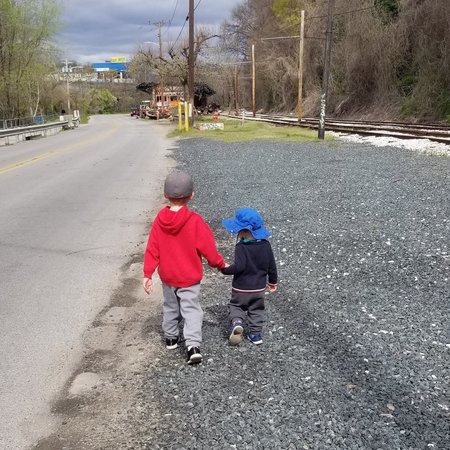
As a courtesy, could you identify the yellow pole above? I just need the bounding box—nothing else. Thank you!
[178,102,182,131]
[252,44,256,117]
[184,101,190,132]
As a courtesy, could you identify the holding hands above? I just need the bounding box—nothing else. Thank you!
[143,277,153,294]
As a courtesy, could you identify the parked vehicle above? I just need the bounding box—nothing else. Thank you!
[134,90,185,120]
[139,100,151,118]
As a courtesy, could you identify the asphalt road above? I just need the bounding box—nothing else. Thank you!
[0,115,172,449]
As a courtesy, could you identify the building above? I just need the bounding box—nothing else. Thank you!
[92,57,128,80]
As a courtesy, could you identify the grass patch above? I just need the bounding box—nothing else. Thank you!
[168,117,325,142]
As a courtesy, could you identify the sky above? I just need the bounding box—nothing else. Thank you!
[58,0,243,64]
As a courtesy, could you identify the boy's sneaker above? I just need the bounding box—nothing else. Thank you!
[229,320,244,346]
[247,333,263,345]
[187,346,202,364]
[165,337,179,350]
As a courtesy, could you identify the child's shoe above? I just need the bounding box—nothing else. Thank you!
[229,320,244,346]
[247,333,263,345]
[165,337,179,350]
[187,346,202,364]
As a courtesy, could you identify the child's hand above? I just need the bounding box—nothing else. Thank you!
[223,262,230,268]
[267,283,277,293]
[143,277,153,294]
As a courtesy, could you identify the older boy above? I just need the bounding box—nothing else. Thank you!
[143,170,226,364]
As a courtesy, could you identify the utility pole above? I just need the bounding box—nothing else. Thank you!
[153,20,165,112]
[64,58,71,114]
[297,10,305,123]
[153,21,165,59]
[188,0,195,126]
[234,64,240,112]
[318,0,335,139]
[252,44,256,117]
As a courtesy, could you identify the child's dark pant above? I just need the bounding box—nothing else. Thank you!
[229,290,265,333]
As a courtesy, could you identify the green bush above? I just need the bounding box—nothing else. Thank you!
[439,91,450,119]
[89,88,118,114]
[397,73,417,97]
[400,98,418,117]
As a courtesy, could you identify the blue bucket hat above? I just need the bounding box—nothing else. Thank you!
[222,208,271,239]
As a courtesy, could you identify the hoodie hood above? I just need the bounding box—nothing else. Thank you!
[156,206,193,235]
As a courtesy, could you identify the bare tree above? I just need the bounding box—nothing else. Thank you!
[215,0,449,120]
[129,26,221,104]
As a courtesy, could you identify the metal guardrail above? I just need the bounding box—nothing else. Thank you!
[0,114,62,130]
[0,115,80,146]
[0,120,69,138]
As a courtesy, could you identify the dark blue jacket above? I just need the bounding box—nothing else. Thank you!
[221,239,278,292]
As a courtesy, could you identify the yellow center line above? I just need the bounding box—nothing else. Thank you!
[0,126,119,175]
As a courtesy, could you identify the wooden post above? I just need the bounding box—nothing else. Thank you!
[252,44,256,117]
[188,0,195,126]
[234,65,240,113]
[65,59,71,114]
[156,21,164,59]
[318,0,335,140]
[297,10,305,122]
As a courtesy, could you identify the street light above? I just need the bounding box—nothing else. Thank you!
[144,41,161,58]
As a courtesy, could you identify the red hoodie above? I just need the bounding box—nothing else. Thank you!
[144,205,225,287]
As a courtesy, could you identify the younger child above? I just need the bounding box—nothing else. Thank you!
[143,170,226,364]
[221,208,278,345]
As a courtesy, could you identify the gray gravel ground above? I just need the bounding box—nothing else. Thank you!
[140,139,449,450]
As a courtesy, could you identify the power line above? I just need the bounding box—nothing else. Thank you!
[168,0,202,55]
[169,15,189,53]
[261,5,375,41]
[307,5,375,20]
[334,5,376,17]
[261,35,324,41]
[167,0,180,28]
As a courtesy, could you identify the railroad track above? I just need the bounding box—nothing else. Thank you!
[223,112,450,144]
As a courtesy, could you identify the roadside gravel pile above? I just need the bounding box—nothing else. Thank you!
[332,133,450,158]
[137,138,449,450]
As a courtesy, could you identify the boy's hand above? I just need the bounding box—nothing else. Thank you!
[143,277,153,294]
[223,262,230,268]
[267,283,277,293]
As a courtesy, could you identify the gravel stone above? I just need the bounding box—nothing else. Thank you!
[140,138,449,449]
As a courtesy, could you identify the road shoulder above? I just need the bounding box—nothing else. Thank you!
[33,251,166,449]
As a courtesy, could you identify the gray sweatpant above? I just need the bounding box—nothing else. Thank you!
[229,290,265,333]
[162,283,203,348]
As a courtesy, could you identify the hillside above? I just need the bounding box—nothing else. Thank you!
[209,0,450,122]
